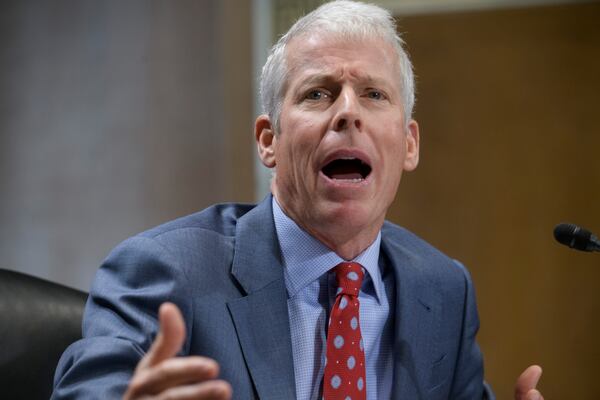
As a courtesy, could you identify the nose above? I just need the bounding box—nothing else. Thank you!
[331,88,362,132]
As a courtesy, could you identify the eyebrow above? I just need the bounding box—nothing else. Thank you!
[295,71,392,90]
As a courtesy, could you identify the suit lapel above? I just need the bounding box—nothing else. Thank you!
[381,228,440,400]
[227,197,296,399]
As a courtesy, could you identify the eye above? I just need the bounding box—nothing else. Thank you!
[305,89,330,101]
[365,90,385,100]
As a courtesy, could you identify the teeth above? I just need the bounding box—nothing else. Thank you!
[333,157,370,168]
[332,178,364,183]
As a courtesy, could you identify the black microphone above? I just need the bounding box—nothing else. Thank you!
[553,223,600,252]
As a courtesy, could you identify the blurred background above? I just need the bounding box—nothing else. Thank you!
[1,0,599,398]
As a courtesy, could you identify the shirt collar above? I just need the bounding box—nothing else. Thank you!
[272,197,384,303]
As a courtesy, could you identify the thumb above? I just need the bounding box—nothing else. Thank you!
[515,365,543,399]
[140,302,186,369]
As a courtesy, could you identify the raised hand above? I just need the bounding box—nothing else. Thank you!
[514,365,544,400]
[123,303,232,400]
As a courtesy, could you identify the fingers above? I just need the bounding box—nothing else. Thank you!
[125,302,232,400]
[127,378,231,400]
[155,380,231,400]
[515,365,543,400]
[129,356,220,395]
[525,389,544,400]
[139,302,186,370]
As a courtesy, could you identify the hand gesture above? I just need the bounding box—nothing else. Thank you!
[123,303,232,400]
[514,365,544,400]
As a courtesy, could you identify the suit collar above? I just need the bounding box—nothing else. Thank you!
[230,195,285,294]
[227,195,297,399]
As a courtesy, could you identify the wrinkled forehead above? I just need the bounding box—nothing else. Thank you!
[283,32,401,91]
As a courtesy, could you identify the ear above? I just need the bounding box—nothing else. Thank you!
[255,114,277,168]
[403,119,420,171]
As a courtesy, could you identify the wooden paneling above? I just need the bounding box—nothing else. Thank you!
[390,2,600,398]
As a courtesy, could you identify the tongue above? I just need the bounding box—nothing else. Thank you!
[330,171,363,180]
[326,161,363,180]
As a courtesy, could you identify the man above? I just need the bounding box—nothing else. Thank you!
[53,1,544,399]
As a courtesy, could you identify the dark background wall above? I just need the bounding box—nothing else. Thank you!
[0,0,254,291]
[390,2,600,398]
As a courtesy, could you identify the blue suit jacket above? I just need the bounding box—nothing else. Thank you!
[52,197,494,399]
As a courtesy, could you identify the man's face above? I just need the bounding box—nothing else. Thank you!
[256,34,419,254]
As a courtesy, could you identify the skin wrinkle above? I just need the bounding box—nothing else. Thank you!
[291,71,398,107]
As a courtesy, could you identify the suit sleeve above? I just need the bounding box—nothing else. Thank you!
[51,235,194,399]
[449,260,495,400]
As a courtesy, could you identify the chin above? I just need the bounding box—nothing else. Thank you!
[318,200,382,231]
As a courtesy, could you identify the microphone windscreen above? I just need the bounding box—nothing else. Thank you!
[553,223,593,251]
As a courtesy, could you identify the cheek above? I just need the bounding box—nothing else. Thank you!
[380,135,407,180]
[274,137,311,179]
[282,123,323,161]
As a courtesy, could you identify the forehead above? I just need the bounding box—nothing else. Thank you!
[284,33,400,89]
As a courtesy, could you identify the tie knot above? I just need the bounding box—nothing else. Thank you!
[334,262,364,296]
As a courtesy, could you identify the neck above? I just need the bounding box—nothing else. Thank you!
[316,232,379,260]
[273,195,381,260]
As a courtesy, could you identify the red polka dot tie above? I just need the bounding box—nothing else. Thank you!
[323,262,366,400]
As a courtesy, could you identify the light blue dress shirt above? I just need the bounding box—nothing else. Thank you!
[272,198,395,400]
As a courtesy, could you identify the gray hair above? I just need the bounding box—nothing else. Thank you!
[260,0,415,132]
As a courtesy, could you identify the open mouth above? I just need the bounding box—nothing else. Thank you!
[321,158,372,182]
